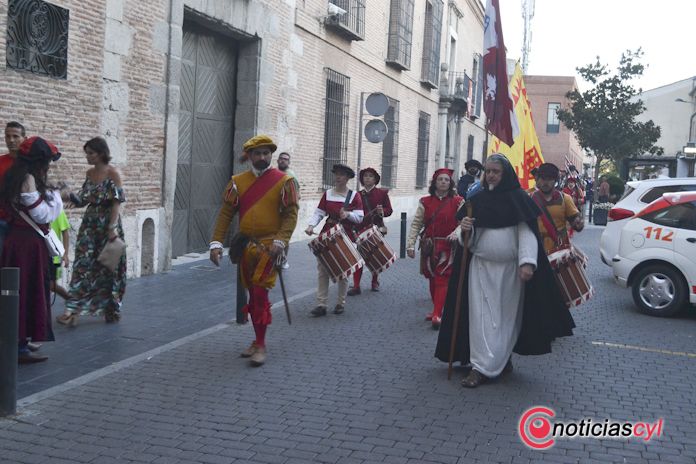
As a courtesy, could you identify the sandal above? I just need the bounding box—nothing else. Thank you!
[461,369,488,388]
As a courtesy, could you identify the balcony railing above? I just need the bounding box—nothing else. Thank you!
[325,0,365,41]
[441,71,472,103]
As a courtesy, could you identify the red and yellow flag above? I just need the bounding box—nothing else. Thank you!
[489,63,544,189]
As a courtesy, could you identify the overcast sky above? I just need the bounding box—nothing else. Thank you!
[498,0,695,92]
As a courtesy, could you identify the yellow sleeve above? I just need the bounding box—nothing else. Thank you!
[276,178,300,245]
[563,193,580,221]
[407,202,425,250]
[210,179,239,243]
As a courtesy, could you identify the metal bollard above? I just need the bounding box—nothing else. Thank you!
[0,267,19,417]
[399,212,407,259]
[235,264,247,324]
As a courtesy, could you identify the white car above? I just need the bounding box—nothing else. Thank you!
[599,178,696,266]
[611,192,696,316]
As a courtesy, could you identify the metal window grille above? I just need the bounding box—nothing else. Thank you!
[472,53,483,118]
[326,0,366,41]
[416,112,431,188]
[381,98,400,188]
[322,68,351,189]
[466,135,475,161]
[6,0,69,79]
[420,0,444,88]
[386,0,415,70]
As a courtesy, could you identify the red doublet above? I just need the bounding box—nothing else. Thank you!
[317,191,363,235]
[420,194,464,320]
[352,187,392,289]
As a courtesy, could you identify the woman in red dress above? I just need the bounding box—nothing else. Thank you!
[406,168,464,329]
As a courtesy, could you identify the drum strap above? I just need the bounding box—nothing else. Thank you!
[531,191,563,246]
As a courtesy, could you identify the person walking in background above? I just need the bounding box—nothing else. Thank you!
[61,137,126,326]
[51,209,72,320]
[456,159,483,198]
[276,151,299,270]
[598,176,610,203]
[347,167,392,295]
[210,135,299,367]
[0,137,64,363]
[406,168,464,329]
[585,178,594,222]
[0,121,26,256]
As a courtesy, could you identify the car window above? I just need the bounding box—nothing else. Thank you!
[619,185,635,201]
[642,202,696,230]
[640,185,696,203]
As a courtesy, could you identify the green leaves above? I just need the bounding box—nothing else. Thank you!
[557,48,663,178]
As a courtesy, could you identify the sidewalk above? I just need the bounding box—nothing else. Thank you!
[16,226,352,398]
[3,228,696,464]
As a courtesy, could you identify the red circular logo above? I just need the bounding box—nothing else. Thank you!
[519,407,555,449]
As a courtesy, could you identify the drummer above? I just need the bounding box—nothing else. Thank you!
[305,164,364,316]
[529,162,584,253]
[347,167,393,295]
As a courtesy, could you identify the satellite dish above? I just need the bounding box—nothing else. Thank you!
[364,119,388,143]
[365,92,390,116]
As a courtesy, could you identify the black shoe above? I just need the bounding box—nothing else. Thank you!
[333,304,345,315]
[347,287,361,296]
[18,352,48,364]
[310,306,327,317]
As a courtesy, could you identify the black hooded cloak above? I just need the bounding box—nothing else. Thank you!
[435,155,575,363]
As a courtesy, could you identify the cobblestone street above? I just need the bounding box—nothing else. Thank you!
[2,227,696,463]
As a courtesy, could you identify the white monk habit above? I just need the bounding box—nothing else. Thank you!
[463,222,538,377]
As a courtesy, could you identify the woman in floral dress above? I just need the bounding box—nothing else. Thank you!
[58,137,126,325]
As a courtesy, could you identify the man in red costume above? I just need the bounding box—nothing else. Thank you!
[406,168,464,329]
[209,135,299,367]
[347,167,392,295]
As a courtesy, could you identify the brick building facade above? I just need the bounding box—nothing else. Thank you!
[0,0,485,276]
[524,75,585,172]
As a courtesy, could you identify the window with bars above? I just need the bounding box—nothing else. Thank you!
[381,98,400,188]
[472,53,483,119]
[322,68,351,189]
[6,0,69,79]
[420,0,444,88]
[386,0,415,70]
[325,0,366,41]
[547,102,561,134]
[416,112,431,188]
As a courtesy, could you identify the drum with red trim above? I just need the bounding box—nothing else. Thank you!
[547,246,594,308]
[355,226,396,275]
[308,225,364,282]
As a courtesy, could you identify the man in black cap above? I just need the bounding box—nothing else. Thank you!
[305,164,364,316]
[457,159,483,198]
[529,162,583,254]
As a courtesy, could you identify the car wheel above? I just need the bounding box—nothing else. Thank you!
[631,265,687,317]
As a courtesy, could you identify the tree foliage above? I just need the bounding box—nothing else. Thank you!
[557,49,663,181]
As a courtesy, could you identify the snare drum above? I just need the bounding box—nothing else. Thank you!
[355,226,396,275]
[308,225,364,282]
[547,246,594,308]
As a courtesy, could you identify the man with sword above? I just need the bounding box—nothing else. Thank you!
[209,135,299,367]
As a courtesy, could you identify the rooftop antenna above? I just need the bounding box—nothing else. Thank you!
[521,0,535,74]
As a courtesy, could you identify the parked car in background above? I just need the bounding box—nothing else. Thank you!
[611,192,696,317]
[599,178,696,265]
